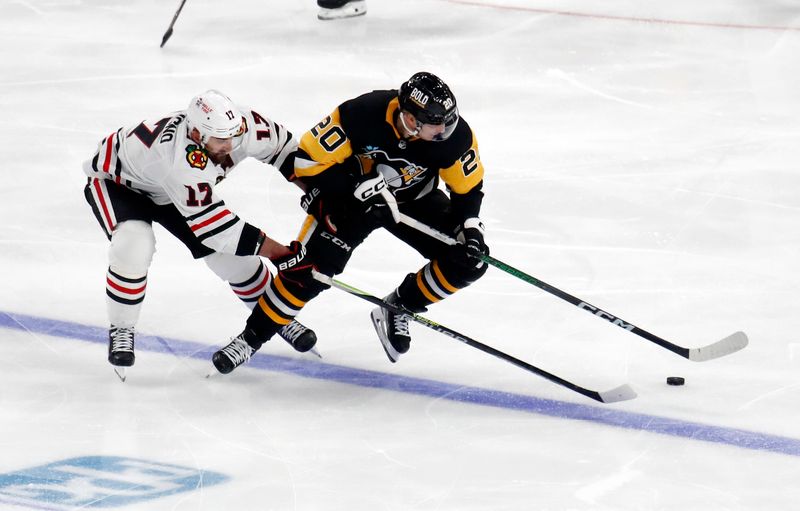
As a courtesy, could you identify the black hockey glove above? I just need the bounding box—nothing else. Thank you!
[300,187,325,219]
[300,187,344,232]
[270,240,314,287]
[449,218,489,268]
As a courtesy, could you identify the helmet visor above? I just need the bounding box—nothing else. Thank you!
[420,107,459,141]
[206,118,245,150]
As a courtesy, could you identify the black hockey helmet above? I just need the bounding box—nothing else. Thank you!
[398,72,459,141]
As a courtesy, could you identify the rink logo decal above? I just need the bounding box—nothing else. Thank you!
[0,456,228,509]
[185,144,208,169]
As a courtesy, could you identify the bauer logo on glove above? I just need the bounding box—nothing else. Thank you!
[275,241,307,271]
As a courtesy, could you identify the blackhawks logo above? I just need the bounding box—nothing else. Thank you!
[185,144,208,170]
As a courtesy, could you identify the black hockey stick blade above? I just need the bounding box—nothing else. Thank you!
[160,0,188,48]
[313,270,636,404]
[160,28,174,48]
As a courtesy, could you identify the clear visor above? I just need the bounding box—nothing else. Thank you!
[204,119,245,152]
[205,133,243,154]
[423,109,459,142]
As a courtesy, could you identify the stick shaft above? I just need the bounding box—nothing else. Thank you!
[395,213,746,361]
[313,271,634,403]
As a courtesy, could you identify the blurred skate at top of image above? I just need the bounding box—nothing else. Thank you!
[318,0,366,20]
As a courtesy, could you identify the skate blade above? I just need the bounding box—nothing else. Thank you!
[205,366,223,379]
[113,367,127,382]
[318,1,366,20]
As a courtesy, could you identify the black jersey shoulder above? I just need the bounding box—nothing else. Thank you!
[338,89,397,144]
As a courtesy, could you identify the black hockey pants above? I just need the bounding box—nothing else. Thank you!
[245,189,488,344]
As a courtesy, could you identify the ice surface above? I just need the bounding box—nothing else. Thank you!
[1,1,799,509]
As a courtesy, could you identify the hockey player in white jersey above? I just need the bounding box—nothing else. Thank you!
[83,90,317,378]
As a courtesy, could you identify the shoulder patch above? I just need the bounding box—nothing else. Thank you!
[185,144,208,170]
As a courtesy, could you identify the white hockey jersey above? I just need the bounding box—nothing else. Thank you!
[83,107,297,256]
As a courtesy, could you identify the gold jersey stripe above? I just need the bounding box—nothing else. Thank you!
[273,275,306,308]
[416,270,442,303]
[257,296,292,325]
[432,260,459,293]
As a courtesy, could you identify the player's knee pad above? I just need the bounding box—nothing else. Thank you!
[108,220,155,276]
[203,252,261,283]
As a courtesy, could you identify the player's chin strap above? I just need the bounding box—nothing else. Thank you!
[398,112,420,137]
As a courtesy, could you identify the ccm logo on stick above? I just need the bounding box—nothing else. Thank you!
[578,302,635,331]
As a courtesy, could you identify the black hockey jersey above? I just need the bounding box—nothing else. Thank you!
[294,89,485,220]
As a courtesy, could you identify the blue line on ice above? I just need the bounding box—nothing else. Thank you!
[3,310,797,458]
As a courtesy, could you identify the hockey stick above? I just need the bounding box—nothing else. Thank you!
[311,270,636,404]
[160,0,188,48]
[396,213,748,362]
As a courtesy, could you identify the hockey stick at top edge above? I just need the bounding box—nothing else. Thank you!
[311,270,636,404]
[395,212,749,362]
[160,0,188,48]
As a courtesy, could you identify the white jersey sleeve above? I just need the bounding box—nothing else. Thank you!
[82,108,296,256]
[237,108,298,181]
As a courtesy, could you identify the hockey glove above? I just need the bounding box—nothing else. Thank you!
[449,217,489,268]
[300,187,343,233]
[300,187,324,218]
[270,240,314,286]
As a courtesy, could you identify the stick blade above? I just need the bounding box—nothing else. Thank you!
[597,383,637,403]
[160,28,173,48]
[689,331,748,362]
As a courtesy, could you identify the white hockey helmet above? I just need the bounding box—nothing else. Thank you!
[186,90,244,145]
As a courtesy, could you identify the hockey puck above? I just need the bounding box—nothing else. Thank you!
[666,376,685,386]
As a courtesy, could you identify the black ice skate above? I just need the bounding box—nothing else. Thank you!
[108,326,135,366]
[370,291,419,363]
[317,0,366,20]
[108,326,135,382]
[278,320,319,356]
[212,330,257,374]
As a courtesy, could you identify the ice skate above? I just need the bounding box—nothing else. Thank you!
[318,0,366,20]
[212,330,257,374]
[278,320,321,357]
[370,292,414,363]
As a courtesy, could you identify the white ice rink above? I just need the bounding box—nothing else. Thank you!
[2,0,799,509]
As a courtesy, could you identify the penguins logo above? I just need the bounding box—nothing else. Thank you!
[185,144,208,170]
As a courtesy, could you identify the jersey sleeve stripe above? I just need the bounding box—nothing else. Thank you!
[190,208,234,233]
[193,217,240,241]
[91,178,116,232]
[185,201,224,221]
[102,132,115,172]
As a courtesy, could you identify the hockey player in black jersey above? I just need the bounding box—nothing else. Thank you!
[212,72,490,374]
